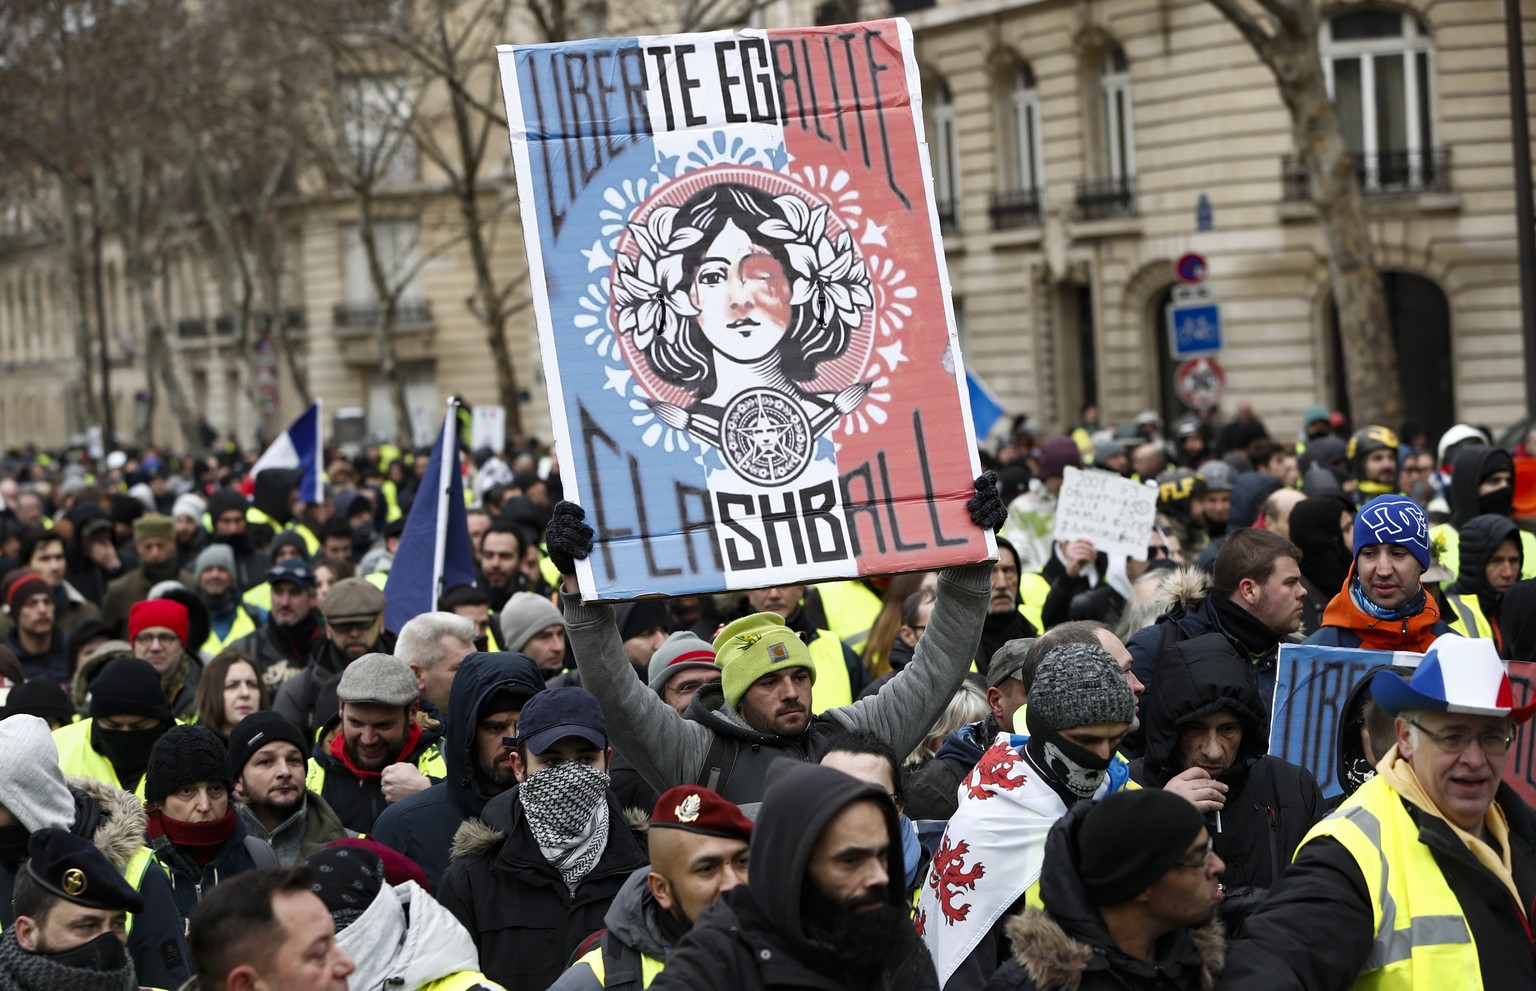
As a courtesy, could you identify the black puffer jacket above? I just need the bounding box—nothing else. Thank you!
[437,786,648,991]
[984,800,1225,991]
[1128,633,1324,913]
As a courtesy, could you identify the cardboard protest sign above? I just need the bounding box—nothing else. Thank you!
[497,21,993,600]
[1271,644,1536,805]
[1052,466,1158,559]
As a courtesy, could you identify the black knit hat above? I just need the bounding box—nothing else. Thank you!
[145,725,232,806]
[1076,789,1206,906]
[88,658,172,721]
[227,711,309,779]
[2,678,76,727]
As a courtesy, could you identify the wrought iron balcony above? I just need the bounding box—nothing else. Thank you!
[332,299,434,334]
[988,188,1042,230]
[175,318,208,340]
[1281,148,1452,201]
[1074,177,1137,221]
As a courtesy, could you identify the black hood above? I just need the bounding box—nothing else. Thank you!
[1036,798,1116,945]
[1142,633,1267,782]
[748,761,903,954]
[445,651,545,819]
[1449,445,1514,528]
[1333,664,1413,798]
[1290,495,1354,596]
[1448,513,1521,600]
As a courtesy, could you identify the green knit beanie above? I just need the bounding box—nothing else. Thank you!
[713,613,816,708]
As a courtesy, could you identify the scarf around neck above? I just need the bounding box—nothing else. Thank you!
[0,928,136,991]
[148,807,238,867]
[517,761,611,891]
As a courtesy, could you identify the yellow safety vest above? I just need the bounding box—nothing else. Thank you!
[539,548,562,589]
[1299,774,1480,989]
[1429,523,1536,584]
[243,581,273,614]
[202,606,259,656]
[1443,593,1496,643]
[571,943,667,989]
[365,571,389,591]
[305,743,448,794]
[807,629,851,713]
[1017,573,1049,637]
[421,971,506,991]
[52,720,149,801]
[813,580,883,651]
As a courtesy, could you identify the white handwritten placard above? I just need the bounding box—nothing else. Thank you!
[1052,466,1159,560]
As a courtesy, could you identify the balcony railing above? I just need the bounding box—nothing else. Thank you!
[176,318,208,340]
[988,188,1042,230]
[332,299,434,334]
[1075,177,1137,221]
[935,198,960,236]
[1281,149,1452,201]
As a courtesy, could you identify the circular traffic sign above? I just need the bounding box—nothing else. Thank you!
[1175,253,1207,284]
[1175,357,1225,411]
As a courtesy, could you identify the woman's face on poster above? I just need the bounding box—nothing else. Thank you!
[689,220,792,362]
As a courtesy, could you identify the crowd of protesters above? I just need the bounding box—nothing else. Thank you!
[0,402,1531,990]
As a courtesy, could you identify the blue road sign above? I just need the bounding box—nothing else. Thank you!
[1168,298,1223,359]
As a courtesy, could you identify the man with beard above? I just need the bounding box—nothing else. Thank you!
[653,760,934,991]
[552,784,752,990]
[371,651,544,888]
[1346,424,1401,504]
[194,544,263,656]
[229,712,353,866]
[53,657,174,799]
[232,559,324,689]
[303,653,445,833]
[477,522,525,613]
[919,643,1136,991]
[984,789,1228,991]
[2,570,69,684]
[738,585,864,710]
[100,515,193,633]
[984,540,1038,670]
[0,829,147,991]
[274,578,395,733]
[128,598,200,718]
[0,531,98,645]
[0,716,191,989]
[438,687,648,990]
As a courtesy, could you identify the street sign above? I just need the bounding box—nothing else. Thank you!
[1167,285,1223,358]
[1175,357,1226,411]
[1175,252,1207,284]
[1195,194,1213,232]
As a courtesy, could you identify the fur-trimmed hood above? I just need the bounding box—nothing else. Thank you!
[1161,566,1210,614]
[1003,909,1225,991]
[66,774,148,872]
[449,794,648,862]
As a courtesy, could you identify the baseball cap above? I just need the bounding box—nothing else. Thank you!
[267,559,315,591]
[514,687,606,755]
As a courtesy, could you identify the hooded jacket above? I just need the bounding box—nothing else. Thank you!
[437,785,649,991]
[651,761,936,991]
[1444,513,1521,654]
[1289,495,1354,635]
[370,651,545,888]
[306,701,445,834]
[983,799,1226,991]
[548,866,678,991]
[1447,445,1513,528]
[337,879,498,991]
[1303,564,1453,652]
[1128,634,1324,903]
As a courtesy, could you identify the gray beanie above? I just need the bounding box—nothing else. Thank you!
[0,715,77,833]
[194,543,236,581]
[1027,643,1135,731]
[499,592,565,652]
[647,631,720,693]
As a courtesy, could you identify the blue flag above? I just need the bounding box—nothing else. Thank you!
[251,402,322,503]
[966,367,1005,441]
[384,402,475,632]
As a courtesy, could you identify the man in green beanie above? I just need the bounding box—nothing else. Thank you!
[100,515,194,634]
[541,474,1008,809]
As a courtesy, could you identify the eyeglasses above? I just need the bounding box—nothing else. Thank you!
[1147,545,1171,559]
[133,631,180,646]
[665,679,721,698]
[1408,719,1515,756]
[1173,836,1215,870]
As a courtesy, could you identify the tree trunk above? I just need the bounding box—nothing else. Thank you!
[53,178,103,431]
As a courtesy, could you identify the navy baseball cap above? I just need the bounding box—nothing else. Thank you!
[267,559,315,591]
[514,687,606,755]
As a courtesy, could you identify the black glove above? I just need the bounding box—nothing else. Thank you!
[966,471,1006,532]
[545,501,594,576]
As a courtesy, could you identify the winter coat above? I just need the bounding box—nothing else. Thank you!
[1444,514,1521,655]
[905,715,1002,821]
[273,628,399,734]
[149,813,272,921]
[234,788,354,866]
[305,702,444,834]
[4,629,70,685]
[564,564,990,809]
[1301,565,1454,653]
[99,563,195,634]
[337,878,500,991]
[0,776,191,990]
[1128,633,1325,918]
[437,786,648,991]
[652,762,936,991]
[230,612,324,690]
[371,652,545,889]
[984,800,1226,991]
[1216,779,1536,990]
[548,866,677,991]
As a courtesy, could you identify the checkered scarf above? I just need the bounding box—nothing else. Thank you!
[517,760,611,891]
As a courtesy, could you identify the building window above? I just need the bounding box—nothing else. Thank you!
[340,76,418,187]
[338,220,429,329]
[1322,9,1438,190]
[929,79,960,235]
[990,64,1044,230]
[1100,46,1134,183]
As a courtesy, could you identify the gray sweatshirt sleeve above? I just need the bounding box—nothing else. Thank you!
[823,562,992,758]
[563,595,716,792]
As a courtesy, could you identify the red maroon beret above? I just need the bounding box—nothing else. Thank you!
[651,785,752,841]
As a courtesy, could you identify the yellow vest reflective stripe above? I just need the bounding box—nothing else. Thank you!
[807,630,851,713]
[1017,573,1050,637]
[381,480,404,523]
[306,743,446,793]
[571,945,667,988]
[52,720,149,801]
[420,971,506,991]
[812,580,883,649]
[121,845,159,939]
[202,607,258,656]
[1300,775,1478,988]
[1443,593,1494,642]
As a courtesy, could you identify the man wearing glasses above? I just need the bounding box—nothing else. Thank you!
[1219,635,1536,989]
[128,598,199,717]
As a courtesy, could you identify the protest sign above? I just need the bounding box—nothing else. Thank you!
[1270,644,1536,806]
[497,21,993,600]
[1052,466,1158,559]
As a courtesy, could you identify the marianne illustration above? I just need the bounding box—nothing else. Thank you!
[612,180,874,486]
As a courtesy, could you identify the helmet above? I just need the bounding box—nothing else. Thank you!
[1135,410,1163,430]
[1347,425,1400,474]
[1192,461,1235,495]
[1155,468,1197,509]
[1436,424,1490,469]
[1174,418,1203,442]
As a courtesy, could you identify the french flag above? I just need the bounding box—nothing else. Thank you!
[383,401,475,632]
[251,402,322,505]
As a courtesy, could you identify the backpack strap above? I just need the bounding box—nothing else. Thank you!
[698,734,741,797]
[601,932,644,991]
